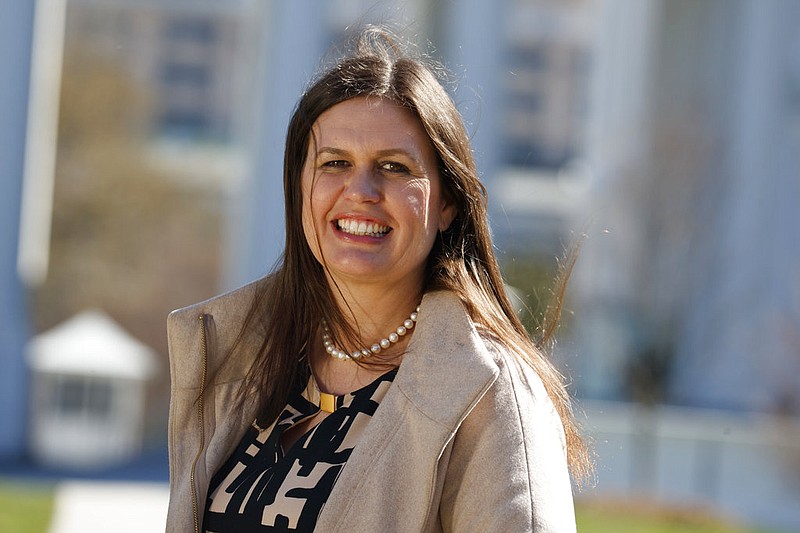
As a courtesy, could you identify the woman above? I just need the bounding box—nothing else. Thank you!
[166,27,590,532]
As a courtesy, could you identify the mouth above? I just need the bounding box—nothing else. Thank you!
[336,218,391,238]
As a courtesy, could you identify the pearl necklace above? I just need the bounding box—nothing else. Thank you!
[322,306,420,361]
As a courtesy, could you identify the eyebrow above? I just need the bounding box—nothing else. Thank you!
[316,147,349,157]
[316,146,424,166]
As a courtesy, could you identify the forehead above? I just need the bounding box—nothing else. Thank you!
[310,97,434,155]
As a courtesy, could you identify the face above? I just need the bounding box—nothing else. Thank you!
[301,96,457,296]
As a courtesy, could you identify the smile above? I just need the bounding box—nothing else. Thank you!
[337,218,391,237]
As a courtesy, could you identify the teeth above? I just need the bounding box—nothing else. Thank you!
[337,219,390,237]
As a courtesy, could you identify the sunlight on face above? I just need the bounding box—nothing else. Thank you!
[301,97,456,296]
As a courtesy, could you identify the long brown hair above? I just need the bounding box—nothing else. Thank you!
[236,26,591,482]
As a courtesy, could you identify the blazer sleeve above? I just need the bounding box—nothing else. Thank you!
[438,354,577,532]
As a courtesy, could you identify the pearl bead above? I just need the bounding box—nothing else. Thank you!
[321,303,420,360]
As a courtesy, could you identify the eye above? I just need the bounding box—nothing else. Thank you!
[379,161,410,174]
[320,160,349,170]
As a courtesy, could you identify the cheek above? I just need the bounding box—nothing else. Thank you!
[401,180,431,223]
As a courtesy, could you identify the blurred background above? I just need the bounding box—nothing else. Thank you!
[1,0,799,532]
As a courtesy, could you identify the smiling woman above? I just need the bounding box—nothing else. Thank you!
[165,25,590,533]
[302,97,456,313]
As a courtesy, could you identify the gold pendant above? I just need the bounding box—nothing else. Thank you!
[319,392,337,413]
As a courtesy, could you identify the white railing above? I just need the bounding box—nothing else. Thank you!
[578,400,800,531]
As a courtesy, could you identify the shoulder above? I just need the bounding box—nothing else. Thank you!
[440,336,575,531]
[482,336,559,417]
[167,275,273,388]
[402,290,556,431]
[416,290,569,472]
[167,275,271,335]
[398,291,500,425]
[455,329,561,437]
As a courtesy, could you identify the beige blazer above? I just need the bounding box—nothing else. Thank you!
[166,278,576,532]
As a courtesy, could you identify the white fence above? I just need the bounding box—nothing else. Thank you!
[579,401,800,531]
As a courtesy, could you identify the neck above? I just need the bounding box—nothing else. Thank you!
[325,273,424,343]
[333,287,421,343]
[311,278,421,393]
[328,268,422,330]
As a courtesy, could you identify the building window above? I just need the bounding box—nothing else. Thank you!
[159,110,210,138]
[52,375,113,420]
[160,63,211,86]
[501,0,594,171]
[165,18,217,45]
[502,41,588,169]
[156,15,229,141]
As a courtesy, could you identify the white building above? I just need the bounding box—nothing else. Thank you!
[572,0,800,414]
[27,310,159,468]
[570,2,800,529]
[5,0,799,527]
[194,0,800,417]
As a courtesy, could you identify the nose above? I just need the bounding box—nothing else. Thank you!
[344,166,381,203]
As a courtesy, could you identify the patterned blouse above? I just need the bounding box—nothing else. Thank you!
[203,369,397,532]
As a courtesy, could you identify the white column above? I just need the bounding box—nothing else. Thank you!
[17,0,67,287]
[224,0,328,289]
[571,0,661,399]
[671,0,800,411]
[439,0,504,196]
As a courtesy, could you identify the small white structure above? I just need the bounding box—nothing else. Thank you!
[27,310,159,469]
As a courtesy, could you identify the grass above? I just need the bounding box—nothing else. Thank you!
[0,481,55,533]
[0,480,783,533]
[576,498,775,533]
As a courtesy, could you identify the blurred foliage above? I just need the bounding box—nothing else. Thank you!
[625,335,674,405]
[31,40,223,360]
[0,481,53,533]
[500,252,573,343]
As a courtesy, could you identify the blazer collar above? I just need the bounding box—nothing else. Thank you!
[199,282,500,429]
[315,290,502,531]
[395,290,501,429]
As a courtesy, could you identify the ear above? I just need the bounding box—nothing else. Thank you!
[438,199,458,232]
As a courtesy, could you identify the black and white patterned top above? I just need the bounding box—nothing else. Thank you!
[203,369,397,533]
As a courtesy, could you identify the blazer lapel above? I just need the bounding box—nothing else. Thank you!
[316,290,501,531]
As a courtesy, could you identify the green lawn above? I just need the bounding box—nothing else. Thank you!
[576,498,775,533]
[0,481,54,533]
[0,481,782,533]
